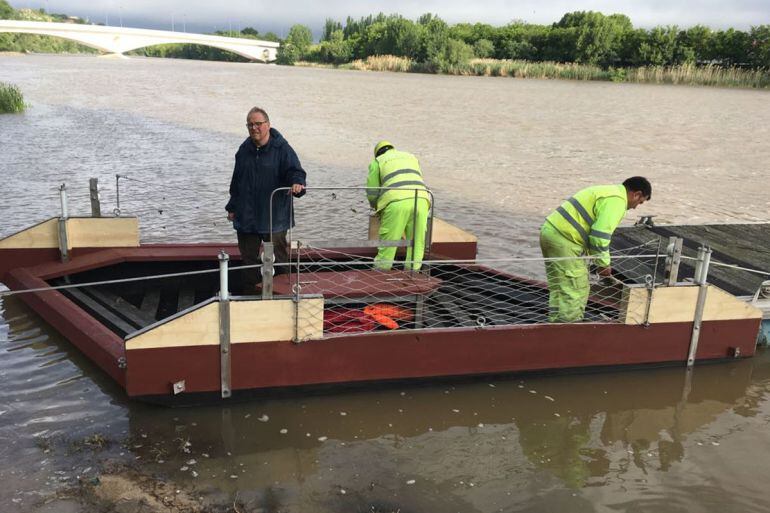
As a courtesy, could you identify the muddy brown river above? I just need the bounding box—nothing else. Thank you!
[1,54,770,512]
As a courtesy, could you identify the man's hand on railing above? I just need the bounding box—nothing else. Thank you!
[597,266,612,277]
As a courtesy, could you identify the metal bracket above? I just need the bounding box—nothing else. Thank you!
[172,380,186,395]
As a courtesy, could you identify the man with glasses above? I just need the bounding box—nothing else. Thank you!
[226,107,306,293]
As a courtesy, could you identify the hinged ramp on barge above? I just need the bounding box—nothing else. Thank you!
[613,222,770,297]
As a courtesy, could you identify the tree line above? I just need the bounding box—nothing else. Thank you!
[2,1,768,73]
[278,11,770,71]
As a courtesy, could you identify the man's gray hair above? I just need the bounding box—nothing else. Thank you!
[246,106,270,122]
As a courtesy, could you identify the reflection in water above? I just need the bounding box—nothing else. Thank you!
[117,356,766,511]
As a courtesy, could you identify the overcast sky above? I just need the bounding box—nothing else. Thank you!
[10,0,770,35]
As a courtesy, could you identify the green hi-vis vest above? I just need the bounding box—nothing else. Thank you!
[545,184,628,268]
[367,149,430,212]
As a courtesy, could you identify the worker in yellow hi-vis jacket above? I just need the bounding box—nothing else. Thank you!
[367,141,431,270]
[540,176,652,322]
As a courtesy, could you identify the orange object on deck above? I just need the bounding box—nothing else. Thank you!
[364,303,414,322]
[366,312,399,330]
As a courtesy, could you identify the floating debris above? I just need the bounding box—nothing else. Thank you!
[544,395,555,402]
[318,436,328,442]
[406,479,416,485]
[180,466,189,471]
[186,459,197,465]
[280,429,288,434]
[529,390,537,394]
[340,412,347,416]
[452,409,460,413]
[258,414,269,422]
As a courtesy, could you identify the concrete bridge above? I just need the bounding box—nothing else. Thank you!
[0,20,279,61]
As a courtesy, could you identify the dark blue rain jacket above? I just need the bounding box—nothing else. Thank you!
[225,128,306,234]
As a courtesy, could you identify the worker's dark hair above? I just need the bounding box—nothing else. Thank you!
[623,176,652,199]
[375,144,394,158]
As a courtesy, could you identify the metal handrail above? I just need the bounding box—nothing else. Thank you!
[268,185,436,255]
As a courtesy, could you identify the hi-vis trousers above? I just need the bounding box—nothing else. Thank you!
[375,198,430,271]
[539,222,589,323]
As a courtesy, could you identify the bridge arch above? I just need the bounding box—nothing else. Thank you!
[0,20,278,62]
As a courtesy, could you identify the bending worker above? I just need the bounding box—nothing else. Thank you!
[366,141,430,270]
[540,176,652,323]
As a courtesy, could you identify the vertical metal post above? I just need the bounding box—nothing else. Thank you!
[664,237,683,286]
[292,241,302,343]
[423,191,434,276]
[58,184,70,262]
[642,274,654,327]
[686,246,712,367]
[218,250,232,399]
[89,178,101,217]
[261,242,274,300]
[114,174,122,216]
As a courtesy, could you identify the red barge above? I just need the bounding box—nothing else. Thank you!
[0,196,763,404]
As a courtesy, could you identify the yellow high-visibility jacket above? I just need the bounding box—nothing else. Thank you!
[366,149,430,212]
[545,184,628,268]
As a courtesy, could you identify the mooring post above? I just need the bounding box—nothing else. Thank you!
[218,250,232,399]
[686,246,712,367]
[57,183,70,262]
[89,178,101,217]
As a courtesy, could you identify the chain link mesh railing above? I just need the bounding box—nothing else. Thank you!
[265,237,664,341]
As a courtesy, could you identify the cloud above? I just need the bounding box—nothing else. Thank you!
[16,0,770,33]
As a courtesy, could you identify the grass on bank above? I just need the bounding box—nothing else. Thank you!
[0,82,25,113]
[303,55,770,89]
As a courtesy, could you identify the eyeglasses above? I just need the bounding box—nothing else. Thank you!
[246,121,268,129]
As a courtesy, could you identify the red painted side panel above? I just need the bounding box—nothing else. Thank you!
[0,248,60,281]
[124,318,760,398]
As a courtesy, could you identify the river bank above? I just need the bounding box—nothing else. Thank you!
[298,55,770,89]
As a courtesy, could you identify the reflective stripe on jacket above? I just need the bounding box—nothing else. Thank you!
[366,149,429,212]
[544,184,627,268]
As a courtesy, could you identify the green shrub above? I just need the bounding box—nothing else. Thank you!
[0,82,25,113]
